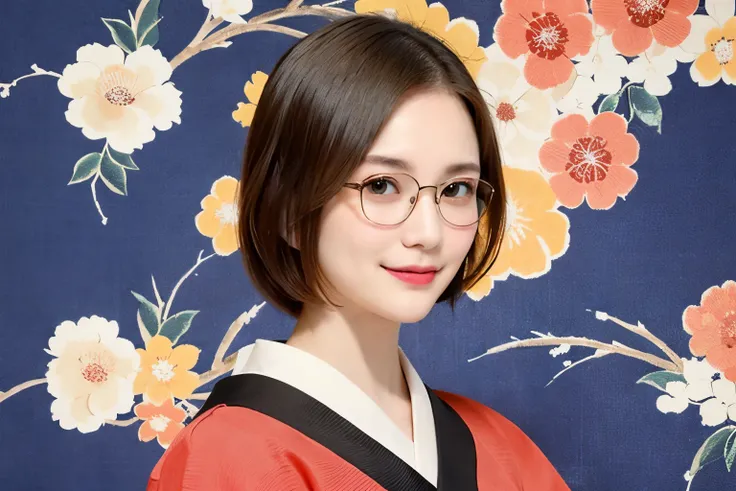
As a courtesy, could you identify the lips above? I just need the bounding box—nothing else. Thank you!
[382,265,439,285]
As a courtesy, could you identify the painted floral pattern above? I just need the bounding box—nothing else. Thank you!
[1,0,735,488]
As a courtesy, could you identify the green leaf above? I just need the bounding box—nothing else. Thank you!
[726,429,736,472]
[158,310,198,344]
[636,370,686,392]
[100,151,128,195]
[139,17,163,48]
[106,147,139,170]
[69,153,102,184]
[690,426,736,477]
[629,86,662,134]
[598,93,620,113]
[102,18,137,54]
[136,0,161,48]
[137,311,152,344]
[131,291,160,340]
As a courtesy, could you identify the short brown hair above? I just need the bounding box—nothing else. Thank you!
[238,13,506,317]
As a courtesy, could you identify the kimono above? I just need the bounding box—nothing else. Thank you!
[147,339,569,491]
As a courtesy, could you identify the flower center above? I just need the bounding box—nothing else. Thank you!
[721,310,736,348]
[566,136,613,183]
[151,359,176,383]
[713,38,734,65]
[496,102,517,122]
[80,349,114,384]
[504,196,532,246]
[149,414,172,432]
[526,12,568,60]
[98,66,137,106]
[624,0,669,28]
[216,203,239,225]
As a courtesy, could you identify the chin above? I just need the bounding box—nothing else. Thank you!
[374,299,436,324]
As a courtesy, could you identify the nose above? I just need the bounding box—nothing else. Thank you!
[401,188,443,250]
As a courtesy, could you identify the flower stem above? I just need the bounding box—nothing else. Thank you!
[0,64,61,99]
[0,378,47,404]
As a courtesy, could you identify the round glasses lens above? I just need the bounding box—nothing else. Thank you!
[360,174,419,225]
[438,178,494,226]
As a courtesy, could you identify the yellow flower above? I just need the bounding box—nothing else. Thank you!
[355,0,486,78]
[133,335,201,406]
[195,176,240,256]
[232,71,268,127]
[467,168,570,300]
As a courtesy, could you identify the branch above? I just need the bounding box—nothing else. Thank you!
[1,64,61,99]
[593,311,684,371]
[0,378,47,403]
[188,392,211,400]
[162,250,215,321]
[212,301,266,370]
[134,0,151,31]
[198,352,238,386]
[105,416,140,427]
[468,336,681,372]
[169,4,354,70]
[545,350,612,387]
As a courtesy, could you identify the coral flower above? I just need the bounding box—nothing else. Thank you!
[195,176,240,256]
[494,0,594,89]
[539,112,640,209]
[133,335,201,405]
[135,398,188,448]
[683,280,736,382]
[592,0,699,56]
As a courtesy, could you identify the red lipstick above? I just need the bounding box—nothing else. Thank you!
[382,265,438,285]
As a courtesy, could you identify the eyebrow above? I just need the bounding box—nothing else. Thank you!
[362,155,481,178]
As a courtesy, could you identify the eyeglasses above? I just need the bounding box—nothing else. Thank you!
[343,173,494,227]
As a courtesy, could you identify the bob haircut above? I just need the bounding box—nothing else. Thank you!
[238,13,506,318]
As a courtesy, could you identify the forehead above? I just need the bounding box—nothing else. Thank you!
[363,89,480,177]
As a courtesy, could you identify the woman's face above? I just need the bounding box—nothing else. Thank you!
[316,88,481,324]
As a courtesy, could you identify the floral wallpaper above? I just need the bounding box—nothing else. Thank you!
[1,0,735,489]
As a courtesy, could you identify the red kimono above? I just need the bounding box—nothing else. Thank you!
[147,340,569,490]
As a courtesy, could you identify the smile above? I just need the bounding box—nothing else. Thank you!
[382,266,438,285]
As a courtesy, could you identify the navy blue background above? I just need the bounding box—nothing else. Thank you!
[1,1,733,489]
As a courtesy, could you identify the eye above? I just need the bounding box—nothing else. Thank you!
[442,180,475,198]
[365,177,399,195]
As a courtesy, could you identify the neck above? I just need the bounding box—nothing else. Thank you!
[287,301,410,410]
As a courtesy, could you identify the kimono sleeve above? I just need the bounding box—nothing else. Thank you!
[146,405,310,491]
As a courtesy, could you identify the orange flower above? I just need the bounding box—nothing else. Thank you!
[195,176,240,256]
[683,280,736,382]
[539,112,640,210]
[494,0,594,89]
[232,71,268,127]
[592,0,698,56]
[692,17,736,85]
[355,0,487,77]
[134,398,187,448]
[467,168,570,300]
[133,335,200,406]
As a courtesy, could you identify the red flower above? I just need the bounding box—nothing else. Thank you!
[494,0,594,89]
[134,398,187,448]
[592,0,699,56]
[683,280,736,382]
[539,112,640,209]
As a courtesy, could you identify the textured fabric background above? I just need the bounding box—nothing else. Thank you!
[1,0,735,489]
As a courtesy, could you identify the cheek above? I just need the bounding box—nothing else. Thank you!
[446,228,477,261]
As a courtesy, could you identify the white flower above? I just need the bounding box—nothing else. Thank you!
[626,43,684,96]
[45,315,140,433]
[203,0,253,24]
[553,75,598,119]
[699,378,736,426]
[680,0,736,86]
[656,358,717,414]
[476,44,557,171]
[573,27,629,95]
[57,43,182,154]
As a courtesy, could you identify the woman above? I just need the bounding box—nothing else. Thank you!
[147,13,569,491]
